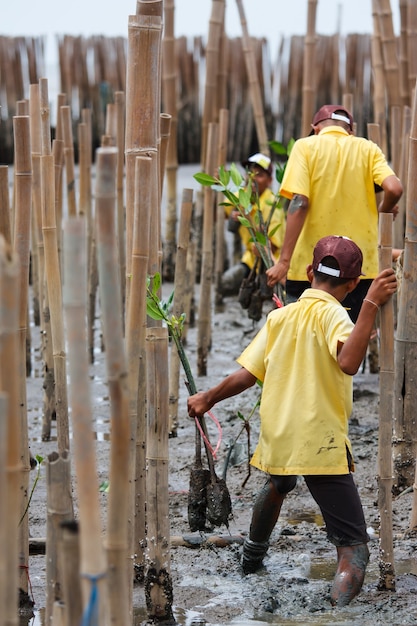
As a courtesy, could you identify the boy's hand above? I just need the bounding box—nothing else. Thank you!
[365,267,397,307]
[187,392,212,419]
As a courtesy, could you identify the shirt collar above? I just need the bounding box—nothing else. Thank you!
[317,125,350,137]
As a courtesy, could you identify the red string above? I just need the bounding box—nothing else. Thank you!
[19,563,35,606]
[194,409,222,459]
[272,293,283,308]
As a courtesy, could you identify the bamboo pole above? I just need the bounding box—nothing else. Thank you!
[168,188,193,436]
[0,167,11,245]
[395,105,411,249]
[95,147,131,624]
[0,393,8,626]
[197,122,219,376]
[301,0,318,137]
[396,83,417,510]
[45,452,73,622]
[201,0,225,167]
[125,156,151,585]
[375,0,401,109]
[57,521,82,626]
[124,2,162,311]
[114,91,126,314]
[377,212,396,591]
[0,234,22,625]
[12,115,32,597]
[214,108,229,307]
[62,218,108,623]
[235,0,269,153]
[162,0,178,281]
[398,0,410,107]
[144,326,174,623]
[159,113,172,204]
[406,0,417,97]
[60,106,77,217]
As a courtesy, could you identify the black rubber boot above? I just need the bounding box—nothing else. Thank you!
[330,543,370,606]
[242,538,269,574]
[242,479,287,574]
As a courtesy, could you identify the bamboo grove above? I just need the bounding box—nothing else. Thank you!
[1,0,417,622]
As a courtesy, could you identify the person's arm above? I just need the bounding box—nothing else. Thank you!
[378,174,403,214]
[187,367,257,418]
[266,193,309,286]
[337,268,397,375]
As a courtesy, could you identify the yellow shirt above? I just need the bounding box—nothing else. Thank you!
[227,188,286,270]
[237,288,354,475]
[280,127,396,280]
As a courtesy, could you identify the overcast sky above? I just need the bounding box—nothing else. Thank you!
[2,0,401,64]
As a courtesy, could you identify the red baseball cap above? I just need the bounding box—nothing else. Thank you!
[312,235,364,279]
[312,105,354,130]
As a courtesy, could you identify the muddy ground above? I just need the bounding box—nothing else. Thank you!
[24,283,417,626]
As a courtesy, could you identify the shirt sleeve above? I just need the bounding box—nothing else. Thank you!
[323,305,354,361]
[237,322,268,382]
[370,141,396,186]
[279,139,311,200]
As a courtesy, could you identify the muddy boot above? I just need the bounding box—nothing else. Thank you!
[242,538,269,574]
[330,543,369,607]
[242,478,291,574]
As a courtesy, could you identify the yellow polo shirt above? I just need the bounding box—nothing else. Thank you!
[227,188,286,269]
[237,288,355,475]
[280,127,395,280]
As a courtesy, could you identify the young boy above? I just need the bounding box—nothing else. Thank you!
[187,235,397,607]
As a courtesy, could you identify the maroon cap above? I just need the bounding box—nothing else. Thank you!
[312,235,364,279]
[312,105,354,130]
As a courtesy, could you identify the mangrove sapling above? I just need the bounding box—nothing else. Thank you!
[146,275,232,530]
[19,455,44,526]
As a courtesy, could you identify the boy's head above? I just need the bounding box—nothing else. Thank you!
[312,235,363,279]
[309,236,363,291]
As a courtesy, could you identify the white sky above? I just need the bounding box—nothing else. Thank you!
[1,0,401,64]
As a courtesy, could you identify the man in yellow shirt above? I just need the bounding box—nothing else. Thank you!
[265,105,403,321]
[221,153,285,296]
[187,235,397,607]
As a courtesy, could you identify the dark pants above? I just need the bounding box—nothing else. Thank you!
[268,471,368,547]
[286,279,373,323]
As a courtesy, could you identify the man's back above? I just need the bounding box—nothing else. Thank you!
[280,126,395,280]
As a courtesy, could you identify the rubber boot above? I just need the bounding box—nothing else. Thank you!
[330,543,369,607]
[242,480,286,574]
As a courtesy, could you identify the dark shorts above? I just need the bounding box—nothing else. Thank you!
[286,279,373,323]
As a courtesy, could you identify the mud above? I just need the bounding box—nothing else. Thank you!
[22,288,417,626]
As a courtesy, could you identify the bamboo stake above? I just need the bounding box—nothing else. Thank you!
[396,84,417,513]
[201,0,225,166]
[197,122,218,376]
[124,3,162,310]
[114,91,126,314]
[235,0,269,153]
[62,218,108,623]
[377,212,396,590]
[60,106,77,217]
[162,0,178,281]
[12,115,32,596]
[45,452,73,622]
[145,326,174,623]
[406,0,417,97]
[398,0,410,107]
[0,393,8,626]
[125,156,151,586]
[375,0,401,109]
[0,235,22,624]
[168,188,193,436]
[57,521,82,626]
[95,147,131,624]
[301,0,318,137]
[0,167,12,245]
[214,108,229,307]
[395,105,411,249]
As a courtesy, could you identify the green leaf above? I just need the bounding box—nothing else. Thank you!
[166,289,175,309]
[230,162,243,187]
[238,216,252,228]
[194,172,217,186]
[151,272,161,294]
[146,298,164,321]
[269,140,287,156]
[218,165,230,187]
[238,188,252,209]
[255,232,267,246]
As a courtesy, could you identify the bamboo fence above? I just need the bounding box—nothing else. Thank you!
[3,11,417,165]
